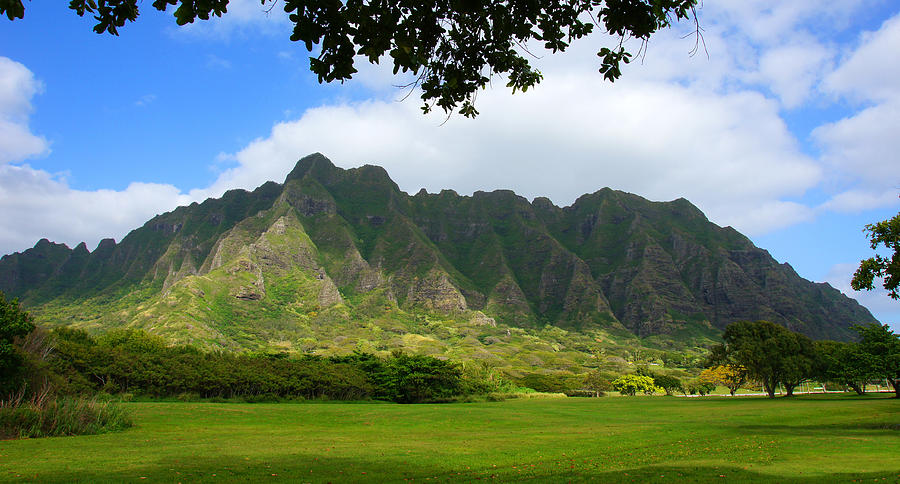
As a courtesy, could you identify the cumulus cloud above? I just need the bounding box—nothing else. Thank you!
[0,164,193,255]
[758,42,832,108]
[814,100,900,184]
[196,74,820,236]
[824,14,900,103]
[816,13,900,213]
[0,57,49,164]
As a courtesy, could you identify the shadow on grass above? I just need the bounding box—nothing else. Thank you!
[737,420,900,437]
[6,454,900,483]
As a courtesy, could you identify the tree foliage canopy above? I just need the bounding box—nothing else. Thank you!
[611,374,660,396]
[853,323,900,398]
[852,210,900,299]
[712,320,815,398]
[0,290,34,386]
[698,365,746,396]
[0,0,699,117]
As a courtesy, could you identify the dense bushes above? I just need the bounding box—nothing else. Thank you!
[49,328,469,403]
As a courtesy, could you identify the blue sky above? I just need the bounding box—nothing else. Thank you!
[0,1,898,328]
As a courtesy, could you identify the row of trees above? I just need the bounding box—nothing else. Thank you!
[711,320,899,398]
[44,328,476,403]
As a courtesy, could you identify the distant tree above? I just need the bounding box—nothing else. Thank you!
[852,210,899,299]
[634,365,681,396]
[698,365,746,396]
[813,340,872,395]
[854,323,900,398]
[612,374,661,396]
[712,320,814,398]
[0,290,35,392]
[652,374,683,396]
[386,351,462,403]
[582,370,612,397]
[687,379,716,396]
[0,0,700,118]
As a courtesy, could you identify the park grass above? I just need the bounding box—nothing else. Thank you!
[0,393,897,482]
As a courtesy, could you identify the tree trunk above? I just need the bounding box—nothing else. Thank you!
[764,381,776,398]
[890,379,899,399]
[783,383,796,397]
[849,383,865,395]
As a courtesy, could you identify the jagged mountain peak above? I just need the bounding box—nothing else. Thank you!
[284,152,336,183]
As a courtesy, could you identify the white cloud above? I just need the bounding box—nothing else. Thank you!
[199,74,820,237]
[135,94,157,107]
[0,164,193,255]
[820,189,899,213]
[0,57,49,164]
[814,100,900,183]
[814,13,900,212]
[824,14,900,102]
[758,42,832,108]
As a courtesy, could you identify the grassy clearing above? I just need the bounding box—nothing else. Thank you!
[0,394,897,482]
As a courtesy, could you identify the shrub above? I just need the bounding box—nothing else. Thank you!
[611,375,662,396]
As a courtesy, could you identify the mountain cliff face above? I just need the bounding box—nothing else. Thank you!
[0,153,876,350]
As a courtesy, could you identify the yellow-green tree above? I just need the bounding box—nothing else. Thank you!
[699,365,747,396]
[612,374,661,396]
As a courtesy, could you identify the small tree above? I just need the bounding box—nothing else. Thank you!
[699,365,747,396]
[612,375,661,396]
[0,290,35,392]
[688,380,716,396]
[652,374,684,396]
[582,371,612,397]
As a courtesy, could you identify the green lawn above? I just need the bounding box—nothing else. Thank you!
[1,394,898,482]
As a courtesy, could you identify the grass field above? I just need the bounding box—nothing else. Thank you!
[1,394,898,482]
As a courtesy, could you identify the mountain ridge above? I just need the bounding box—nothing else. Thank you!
[0,153,877,352]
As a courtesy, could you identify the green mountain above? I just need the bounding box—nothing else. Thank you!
[0,153,876,366]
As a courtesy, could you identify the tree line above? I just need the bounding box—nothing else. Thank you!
[31,327,483,403]
[710,320,899,398]
[604,320,899,399]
